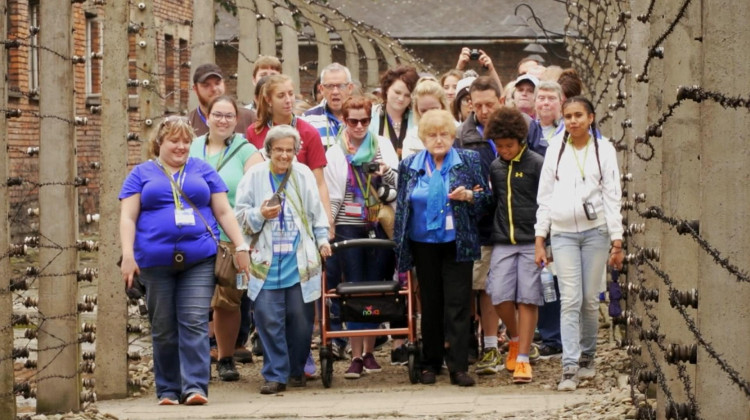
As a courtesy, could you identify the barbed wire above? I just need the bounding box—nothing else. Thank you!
[636,0,694,83]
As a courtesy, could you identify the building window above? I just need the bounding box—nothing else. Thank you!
[28,0,40,96]
[179,38,189,111]
[85,14,102,96]
[165,34,176,109]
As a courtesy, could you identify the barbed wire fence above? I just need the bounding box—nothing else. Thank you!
[564,1,749,419]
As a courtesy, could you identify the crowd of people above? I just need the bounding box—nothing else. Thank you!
[119,49,624,405]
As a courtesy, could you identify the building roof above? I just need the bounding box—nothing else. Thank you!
[215,0,568,42]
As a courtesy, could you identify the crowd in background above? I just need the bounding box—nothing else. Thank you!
[119,48,624,404]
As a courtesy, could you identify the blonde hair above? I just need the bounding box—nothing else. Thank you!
[151,116,193,157]
[255,74,293,134]
[418,109,457,141]
[412,79,452,122]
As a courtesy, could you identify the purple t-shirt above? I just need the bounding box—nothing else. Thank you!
[119,158,228,268]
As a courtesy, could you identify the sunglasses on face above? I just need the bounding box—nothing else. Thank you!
[345,117,371,127]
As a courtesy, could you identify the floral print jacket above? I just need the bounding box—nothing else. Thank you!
[393,148,492,272]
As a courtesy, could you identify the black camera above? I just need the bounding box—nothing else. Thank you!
[583,201,598,221]
[173,250,185,270]
[362,162,380,174]
[469,49,481,60]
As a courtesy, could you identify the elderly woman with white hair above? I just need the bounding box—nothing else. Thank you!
[235,125,332,395]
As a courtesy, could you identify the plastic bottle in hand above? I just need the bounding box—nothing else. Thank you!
[541,263,556,303]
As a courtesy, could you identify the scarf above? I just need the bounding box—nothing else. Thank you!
[422,151,455,231]
[340,130,377,166]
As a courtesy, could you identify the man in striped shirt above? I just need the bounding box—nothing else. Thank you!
[302,63,354,150]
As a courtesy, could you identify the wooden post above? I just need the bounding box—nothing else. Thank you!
[95,0,130,400]
[190,0,215,110]
[256,0,276,57]
[134,1,163,160]
[36,1,80,413]
[0,0,16,416]
[274,4,300,92]
[290,0,332,72]
[236,4,259,106]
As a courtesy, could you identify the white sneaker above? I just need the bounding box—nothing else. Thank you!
[557,366,579,391]
[578,354,596,379]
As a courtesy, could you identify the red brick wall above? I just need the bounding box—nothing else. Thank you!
[4,1,193,237]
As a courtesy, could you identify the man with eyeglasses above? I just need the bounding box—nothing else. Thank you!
[302,63,355,150]
[188,63,256,137]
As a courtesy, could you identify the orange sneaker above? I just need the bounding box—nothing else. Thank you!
[513,361,532,383]
[505,341,519,372]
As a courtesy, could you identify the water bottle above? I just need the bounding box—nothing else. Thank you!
[541,263,556,303]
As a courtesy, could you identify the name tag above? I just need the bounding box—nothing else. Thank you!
[175,208,196,226]
[445,214,454,231]
[273,233,295,255]
[344,202,363,217]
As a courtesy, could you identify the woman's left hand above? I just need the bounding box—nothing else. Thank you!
[608,246,624,270]
[448,186,473,202]
[235,250,251,275]
[319,243,332,259]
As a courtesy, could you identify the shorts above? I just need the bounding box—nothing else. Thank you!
[211,284,246,311]
[486,243,543,306]
[472,246,493,290]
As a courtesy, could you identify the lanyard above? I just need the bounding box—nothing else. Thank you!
[197,107,208,126]
[155,159,187,209]
[268,168,287,230]
[570,136,591,181]
[324,109,340,149]
[476,124,498,157]
[350,164,372,205]
[203,141,229,171]
[267,115,297,129]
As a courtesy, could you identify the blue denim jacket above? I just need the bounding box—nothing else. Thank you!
[394,148,492,272]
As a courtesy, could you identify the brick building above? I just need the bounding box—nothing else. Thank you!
[3,1,193,237]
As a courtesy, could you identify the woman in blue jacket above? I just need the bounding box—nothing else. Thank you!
[393,110,491,387]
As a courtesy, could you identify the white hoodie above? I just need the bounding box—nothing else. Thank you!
[534,133,623,241]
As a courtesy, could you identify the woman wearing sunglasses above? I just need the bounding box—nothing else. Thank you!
[323,96,399,379]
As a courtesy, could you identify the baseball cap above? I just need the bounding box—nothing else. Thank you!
[514,74,539,88]
[193,63,224,84]
[455,76,477,97]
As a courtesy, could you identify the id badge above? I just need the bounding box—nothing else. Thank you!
[344,202,363,217]
[175,208,196,226]
[273,234,295,255]
[445,214,455,231]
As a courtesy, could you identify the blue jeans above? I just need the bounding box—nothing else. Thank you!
[140,258,215,401]
[551,226,609,368]
[332,224,395,330]
[254,283,314,383]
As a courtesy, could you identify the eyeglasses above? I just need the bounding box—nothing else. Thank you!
[345,117,371,127]
[322,83,350,91]
[210,112,237,121]
[271,147,295,156]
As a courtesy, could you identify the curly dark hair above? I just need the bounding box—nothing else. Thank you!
[484,107,528,143]
[380,65,419,105]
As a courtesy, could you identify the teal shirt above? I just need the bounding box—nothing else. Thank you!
[189,133,257,241]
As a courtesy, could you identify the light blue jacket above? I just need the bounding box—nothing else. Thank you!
[235,161,330,302]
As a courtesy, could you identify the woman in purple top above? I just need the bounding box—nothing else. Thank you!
[119,116,250,406]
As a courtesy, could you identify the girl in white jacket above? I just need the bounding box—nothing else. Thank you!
[533,96,624,392]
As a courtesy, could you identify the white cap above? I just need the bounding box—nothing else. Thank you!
[455,77,477,96]
[514,74,539,88]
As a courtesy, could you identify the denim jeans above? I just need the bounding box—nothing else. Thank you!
[550,226,609,368]
[140,258,215,401]
[254,283,314,383]
[332,224,395,330]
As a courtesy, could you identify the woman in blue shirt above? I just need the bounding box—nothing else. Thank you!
[393,110,491,387]
[119,116,250,406]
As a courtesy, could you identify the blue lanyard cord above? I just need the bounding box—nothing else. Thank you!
[476,124,498,157]
[197,107,208,126]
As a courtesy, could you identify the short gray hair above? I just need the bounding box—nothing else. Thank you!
[536,81,563,101]
[320,62,352,84]
[264,125,301,156]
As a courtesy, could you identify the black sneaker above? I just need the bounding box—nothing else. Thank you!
[217,357,240,381]
[538,344,563,359]
[390,344,408,366]
[250,332,263,357]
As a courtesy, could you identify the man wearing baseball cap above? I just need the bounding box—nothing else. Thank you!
[512,74,539,119]
[187,63,256,136]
